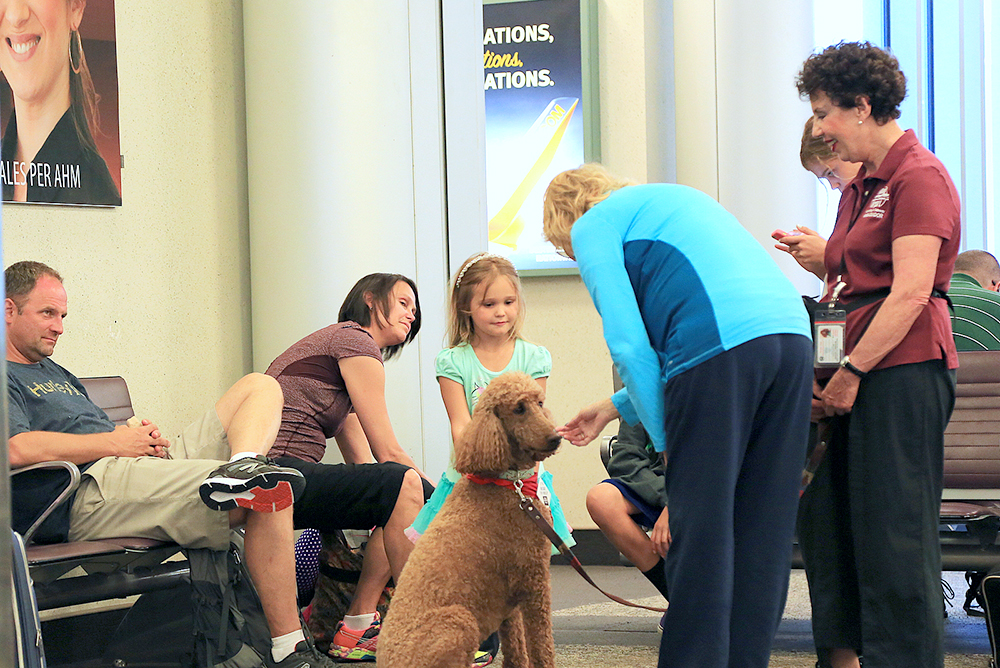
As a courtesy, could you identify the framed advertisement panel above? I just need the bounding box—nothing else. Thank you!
[0,0,121,206]
[483,0,598,275]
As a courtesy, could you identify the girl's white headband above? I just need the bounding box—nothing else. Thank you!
[454,252,498,289]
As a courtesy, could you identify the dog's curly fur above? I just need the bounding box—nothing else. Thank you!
[377,372,562,668]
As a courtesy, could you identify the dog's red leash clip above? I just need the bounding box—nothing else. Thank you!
[517,492,668,614]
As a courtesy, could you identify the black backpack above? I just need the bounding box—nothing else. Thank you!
[187,530,273,668]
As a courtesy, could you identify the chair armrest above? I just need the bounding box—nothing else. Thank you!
[600,435,616,473]
[11,461,82,544]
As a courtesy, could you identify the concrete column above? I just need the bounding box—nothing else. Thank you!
[243,1,465,473]
[644,0,677,185]
[0,240,11,668]
[673,0,820,295]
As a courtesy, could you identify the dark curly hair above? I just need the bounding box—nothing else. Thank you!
[796,41,907,124]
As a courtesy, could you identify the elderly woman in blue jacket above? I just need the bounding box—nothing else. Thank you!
[543,164,812,668]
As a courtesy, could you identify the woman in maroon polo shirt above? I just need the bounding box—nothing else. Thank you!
[795,42,961,668]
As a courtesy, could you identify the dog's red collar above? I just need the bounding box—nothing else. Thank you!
[464,471,539,498]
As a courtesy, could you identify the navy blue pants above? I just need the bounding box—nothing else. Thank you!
[657,334,812,668]
[797,360,954,668]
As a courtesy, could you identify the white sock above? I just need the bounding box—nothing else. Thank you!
[229,452,259,462]
[343,613,376,631]
[271,629,305,662]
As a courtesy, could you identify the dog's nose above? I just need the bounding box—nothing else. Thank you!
[547,435,562,451]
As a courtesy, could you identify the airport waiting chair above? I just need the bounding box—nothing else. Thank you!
[11,376,187,612]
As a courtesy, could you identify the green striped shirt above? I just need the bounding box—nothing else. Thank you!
[949,273,1000,350]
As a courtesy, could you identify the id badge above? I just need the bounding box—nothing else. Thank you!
[813,307,846,367]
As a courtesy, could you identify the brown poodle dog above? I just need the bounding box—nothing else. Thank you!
[377,371,562,668]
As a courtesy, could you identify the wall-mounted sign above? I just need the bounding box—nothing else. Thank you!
[483,0,598,274]
[1,0,121,206]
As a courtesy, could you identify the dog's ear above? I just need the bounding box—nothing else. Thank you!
[454,405,509,474]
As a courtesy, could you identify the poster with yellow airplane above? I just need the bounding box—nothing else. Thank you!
[484,0,592,272]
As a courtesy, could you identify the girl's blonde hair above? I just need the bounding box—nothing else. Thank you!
[447,253,525,347]
[799,117,836,170]
[542,163,634,257]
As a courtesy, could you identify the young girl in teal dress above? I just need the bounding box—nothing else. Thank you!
[406,252,573,666]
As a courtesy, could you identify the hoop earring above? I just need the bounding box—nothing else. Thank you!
[68,30,82,75]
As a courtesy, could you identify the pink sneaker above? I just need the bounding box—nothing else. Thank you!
[328,612,380,662]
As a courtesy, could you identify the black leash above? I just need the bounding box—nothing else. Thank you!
[513,480,667,613]
[802,419,833,491]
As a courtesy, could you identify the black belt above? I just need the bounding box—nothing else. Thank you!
[824,287,953,314]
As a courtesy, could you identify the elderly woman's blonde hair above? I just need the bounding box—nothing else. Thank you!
[542,163,634,257]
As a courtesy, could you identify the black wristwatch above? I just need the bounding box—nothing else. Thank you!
[839,355,868,379]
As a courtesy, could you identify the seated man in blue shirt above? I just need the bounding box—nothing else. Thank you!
[6,260,331,668]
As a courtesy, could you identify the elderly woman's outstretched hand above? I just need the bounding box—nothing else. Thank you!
[558,397,621,447]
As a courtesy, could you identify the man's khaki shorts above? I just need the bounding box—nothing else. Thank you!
[69,408,232,550]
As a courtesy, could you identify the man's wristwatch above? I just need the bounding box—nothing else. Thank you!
[839,355,868,379]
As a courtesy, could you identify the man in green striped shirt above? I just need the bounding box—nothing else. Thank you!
[949,250,1000,351]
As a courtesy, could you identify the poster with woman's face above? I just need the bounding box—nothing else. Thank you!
[0,0,121,206]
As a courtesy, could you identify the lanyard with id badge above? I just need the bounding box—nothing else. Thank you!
[814,280,847,368]
[813,181,881,371]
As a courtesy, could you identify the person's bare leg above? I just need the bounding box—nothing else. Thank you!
[346,529,392,616]
[202,376,302,645]
[228,506,300,637]
[829,648,861,668]
[586,482,659,571]
[214,373,283,456]
[382,468,424,582]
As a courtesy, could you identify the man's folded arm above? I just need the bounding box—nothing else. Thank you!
[9,426,168,468]
[9,430,120,468]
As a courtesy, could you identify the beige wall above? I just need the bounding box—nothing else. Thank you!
[0,0,649,529]
[1,0,813,533]
[2,1,251,438]
[521,276,612,530]
[522,0,649,530]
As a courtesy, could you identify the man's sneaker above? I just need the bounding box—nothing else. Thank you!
[199,455,305,512]
[472,630,498,666]
[471,649,495,666]
[328,612,380,661]
[266,637,337,668]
